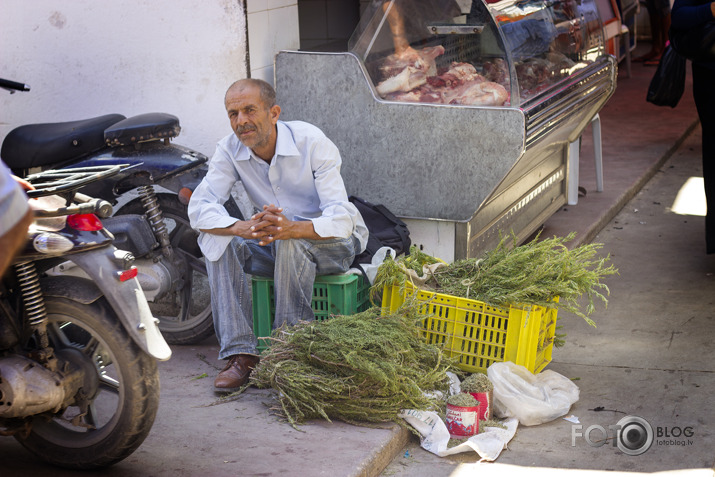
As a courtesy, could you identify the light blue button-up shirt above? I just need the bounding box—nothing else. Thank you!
[0,161,30,236]
[188,121,368,261]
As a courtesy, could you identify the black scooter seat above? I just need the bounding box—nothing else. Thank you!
[1,114,126,170]
[104,112,181,147]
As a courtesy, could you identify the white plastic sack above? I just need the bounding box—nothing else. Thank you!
[399,372,517,461]
[399,410,518,461]
[487,362,579,426]
[352,246,395,284]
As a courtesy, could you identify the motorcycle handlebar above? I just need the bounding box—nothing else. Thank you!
[34,196,114,219]
[73,192,114,218]
[0,78,30,92]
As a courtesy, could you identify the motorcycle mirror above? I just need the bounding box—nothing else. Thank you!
[0,78,30,93]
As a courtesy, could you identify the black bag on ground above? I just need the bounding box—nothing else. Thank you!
[349,196,411,268]
[646,45,686,108]
[670,22,715,63]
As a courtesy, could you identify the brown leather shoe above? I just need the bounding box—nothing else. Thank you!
[214,354,260,393]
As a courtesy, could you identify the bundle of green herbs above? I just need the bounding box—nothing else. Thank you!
[461,373,493,393]
[446,392,479,407]
[373,232,618,326]
[248,305,457,427]
[369,247,443,303]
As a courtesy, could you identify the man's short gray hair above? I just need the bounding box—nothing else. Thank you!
[225,78,276,108]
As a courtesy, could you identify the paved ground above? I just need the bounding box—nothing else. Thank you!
[1,47,713,477]
[382,124,715,477]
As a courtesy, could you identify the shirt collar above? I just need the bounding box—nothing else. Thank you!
[274,121,301,158]
[234,121,300,162]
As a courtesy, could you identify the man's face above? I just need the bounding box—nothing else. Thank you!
[225,84,279,155]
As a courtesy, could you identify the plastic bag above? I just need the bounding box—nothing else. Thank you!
[399,373,518,461]
[487,362,579,426]
[351,246,395,284]
[399,410,518,461]
[646,45,686,108]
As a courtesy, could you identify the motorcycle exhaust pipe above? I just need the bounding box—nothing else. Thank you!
[0,355,68,418]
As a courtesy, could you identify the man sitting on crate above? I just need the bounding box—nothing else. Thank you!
[188,79,368,393]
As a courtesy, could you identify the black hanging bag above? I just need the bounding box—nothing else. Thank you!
[646,45,687,108]
[349,196,411,269]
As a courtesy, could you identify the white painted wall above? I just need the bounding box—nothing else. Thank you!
[246,0,300,84]
[0,0,251,157]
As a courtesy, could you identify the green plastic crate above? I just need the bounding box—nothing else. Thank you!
[251,274,370,352]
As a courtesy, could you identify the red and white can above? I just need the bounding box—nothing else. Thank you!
[445,403,480,439]
[467,390,493,421]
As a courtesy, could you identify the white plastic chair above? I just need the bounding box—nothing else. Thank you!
[567,114,603,206]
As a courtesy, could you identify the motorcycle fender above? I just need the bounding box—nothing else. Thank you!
[69,143,207,202]
[65,246,172,361]
[41,275,103,304]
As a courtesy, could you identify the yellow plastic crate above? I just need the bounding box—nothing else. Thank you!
[381,283,558,374]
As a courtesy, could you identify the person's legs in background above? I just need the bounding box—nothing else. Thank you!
[636,0,671,64]
[691,63,715,254]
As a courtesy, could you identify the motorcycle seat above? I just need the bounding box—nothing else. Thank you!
[1,114,126,170]
[104,112,181,147]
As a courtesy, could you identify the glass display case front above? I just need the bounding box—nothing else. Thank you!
[349,0,606,107]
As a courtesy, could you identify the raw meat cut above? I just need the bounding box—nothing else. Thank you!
[376,66,428,96]
[483,58,510,85]
[377,45,446,79]
[427,62,483,88]
[384,86,445,103]
[445,62,482,82]
[375,45,445,95]
[375,48,510,107]
[446,81,509,106]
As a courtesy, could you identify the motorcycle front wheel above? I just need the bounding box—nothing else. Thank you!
[15,296,160,469]
[119,195,214,344]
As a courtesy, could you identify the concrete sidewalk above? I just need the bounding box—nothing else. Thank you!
[0,54,711,477]
[383,122,715,477]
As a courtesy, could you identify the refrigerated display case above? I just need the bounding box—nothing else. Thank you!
[275,0,617,261]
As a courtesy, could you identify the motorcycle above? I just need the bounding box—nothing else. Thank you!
[0,77,243,344]
[0,165,171,469]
